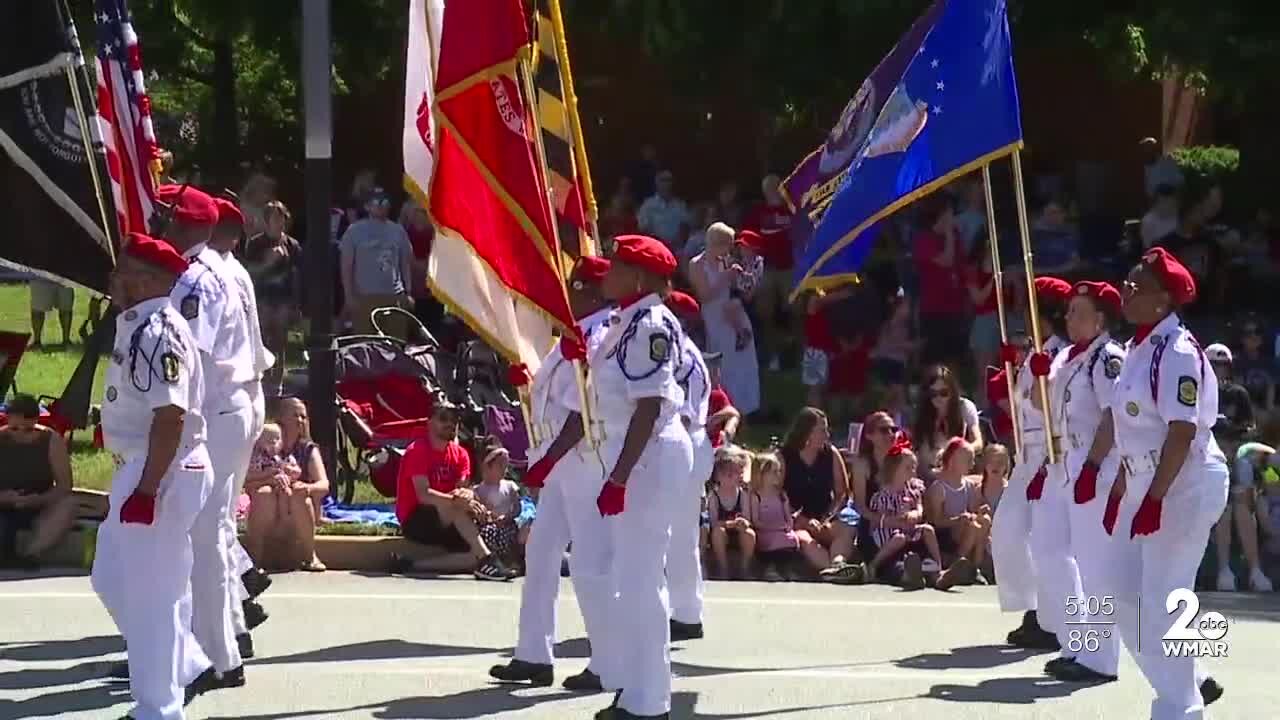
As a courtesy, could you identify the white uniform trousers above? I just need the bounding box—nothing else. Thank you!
[991,447,1042,612]
[92,450,214,720]
[1029,463,1083,651]
[669,427,712,625]
[1063,448,1122,676]
[191,396,255,673]
[226,383,266,633]
[600,426,693,717]
[1108,463,1227,720]
[514,449,613,673]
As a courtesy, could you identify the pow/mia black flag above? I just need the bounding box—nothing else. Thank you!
[0,1,115,293]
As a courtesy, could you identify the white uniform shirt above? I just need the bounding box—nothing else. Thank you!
[102,297,206,460]
[1110,312,1224,496]
[1048,333,1125,455]
[527,307,612,459]
[589,295,686,441]
[1015,335,1070,453]
[219,251,275,378]
[676,333,710,430]
[170,245,256,409]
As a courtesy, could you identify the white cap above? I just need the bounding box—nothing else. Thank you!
[1204,343,1233,364]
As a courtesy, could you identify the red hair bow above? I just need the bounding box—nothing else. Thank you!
[886,434,914,457]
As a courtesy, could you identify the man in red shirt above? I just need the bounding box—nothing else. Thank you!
[744,174,796,371]
[394,400,513,580]
[912,194,970,368]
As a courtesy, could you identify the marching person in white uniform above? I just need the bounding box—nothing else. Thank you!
[93,234,214,720]
[1106,247,1225,719]
[211,198,278,650]
[489,256,616,691]
[592,235,693,720]
[990,277,1070,650]
[1041,280,1126,683]
[154,184,258,696]
[664,290,712,642]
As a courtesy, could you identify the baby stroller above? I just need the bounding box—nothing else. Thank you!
[332,307,528,504]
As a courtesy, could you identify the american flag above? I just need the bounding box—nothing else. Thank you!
[94,0,156,236]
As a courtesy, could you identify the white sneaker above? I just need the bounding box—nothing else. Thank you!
[921,558,941,574]
[1249,568,1275,593]
[1216,568,1237,592]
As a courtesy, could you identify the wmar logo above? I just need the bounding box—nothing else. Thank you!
[1161,589,1229,658]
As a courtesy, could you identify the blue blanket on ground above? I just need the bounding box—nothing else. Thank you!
[320,496,536,529]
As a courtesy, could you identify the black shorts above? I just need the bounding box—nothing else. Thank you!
[401,506,471,553]
[0,508,39,554]
[937,527,960,555]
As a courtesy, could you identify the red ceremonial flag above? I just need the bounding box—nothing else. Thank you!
[425,0,575,370]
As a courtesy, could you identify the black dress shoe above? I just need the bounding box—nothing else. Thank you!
[1012,626,1060,651]
[1043,657,1075,675]
[185,667,219,706]
[1201,677,1224,706]
[241,568,272,599]
[243,600,269,630]
[106,660,130,680]
[237,632,255,660]
[488,659,554,686]
[563,668,605,692]
[214,665,246,690]
[670,619,704,641]
[1050,660,1117,683]
[594,708,669,719]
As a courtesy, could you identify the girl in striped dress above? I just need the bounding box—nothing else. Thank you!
[867,440,946,589]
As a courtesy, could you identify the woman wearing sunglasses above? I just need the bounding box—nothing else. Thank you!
[991,276,1071,650]
[1102,247,1227,717]
[910,365,984,481]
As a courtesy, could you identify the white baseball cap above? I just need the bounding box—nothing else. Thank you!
[1204,343,1233,364]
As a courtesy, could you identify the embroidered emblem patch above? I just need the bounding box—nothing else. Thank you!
[1105,357,1122,379]
[1177,375,1197,407]
[1126,401,1139,417]
[106,386,118,402]
[180,294,199,320]
[161,353,181,383]
[123,310,137,322]
[649,333,670,363]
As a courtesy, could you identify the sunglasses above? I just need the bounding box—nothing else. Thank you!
[873,424,899,436]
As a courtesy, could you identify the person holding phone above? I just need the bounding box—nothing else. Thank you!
[780,408,863,583]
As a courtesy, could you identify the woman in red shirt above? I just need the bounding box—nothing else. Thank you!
[965,231,1004,405]
[913,195,969,369]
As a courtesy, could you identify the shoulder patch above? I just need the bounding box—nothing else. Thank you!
[161,352,181,384]
[180,294,199,320]
[1105,356,1122,379]
[1177,375,1198,407]
[649,332,671,363]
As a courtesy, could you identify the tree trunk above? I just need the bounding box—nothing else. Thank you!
[210,36,238,185]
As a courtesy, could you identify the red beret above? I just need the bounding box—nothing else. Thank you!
[123,232,189,275]
[155,184,218,226]
[1142,247,1197,306]
[665,290,701,318]
[735,229,765,252]
[214,198,244,226]
[613,234,677,278]
[570,255,611,287]
[1033,276,1072,305]
[1071,281,1121,315]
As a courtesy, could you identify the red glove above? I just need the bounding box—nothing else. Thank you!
[507,363,532,388]
[1074,461,1099,505]
[119,491,156,525]
[1102,492,1121,535]
[560,335,587,362]
[1028,351,1052,377]
[998,343,1019,366]
[1025,464,1047,501]
[523,456,554,489]
[1130,494,1163,538]
[597,479,626,516]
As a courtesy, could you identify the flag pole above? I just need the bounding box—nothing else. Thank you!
[519,51,598,449]
[1010,150,1056,464]
[62,61,117,265]
[981,164,1020,457]
[546,0,599,253]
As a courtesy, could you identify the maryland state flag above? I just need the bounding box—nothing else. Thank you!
[532,0,596,263]
[422,0,576,372]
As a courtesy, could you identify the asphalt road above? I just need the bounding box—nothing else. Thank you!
[1,572,1277,719]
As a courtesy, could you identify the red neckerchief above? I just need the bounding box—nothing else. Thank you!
[617,292,648,310]
[1066,337,1095,363]
[1132,324,1157,346]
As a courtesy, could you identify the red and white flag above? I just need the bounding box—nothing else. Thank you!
[93,0,157,236]
[403,0,445,204]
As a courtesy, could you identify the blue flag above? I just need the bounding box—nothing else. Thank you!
[789,0,1022,295]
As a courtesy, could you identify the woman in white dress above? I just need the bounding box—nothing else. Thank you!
[689,223,761,415]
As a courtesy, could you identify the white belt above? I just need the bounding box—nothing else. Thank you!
[1122,451,1159,477]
